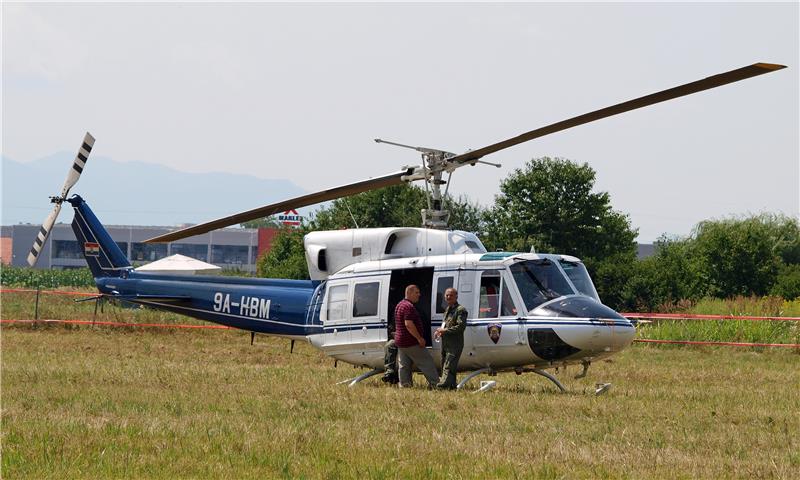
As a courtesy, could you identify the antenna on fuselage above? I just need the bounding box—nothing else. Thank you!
[341,197,360,229]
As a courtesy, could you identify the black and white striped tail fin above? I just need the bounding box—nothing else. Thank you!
[27,132,95,267]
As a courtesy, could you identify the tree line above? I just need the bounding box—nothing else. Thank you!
[255,157,800,311]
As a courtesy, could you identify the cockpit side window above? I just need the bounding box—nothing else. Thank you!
[559,260,600,301]
[501,283,517,316]
[479,272,500,318]
[478,270,516,318]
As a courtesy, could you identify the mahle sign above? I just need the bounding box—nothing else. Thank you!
[278,209,302,228]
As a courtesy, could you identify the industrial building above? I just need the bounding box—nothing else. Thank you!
[1,223,281,273]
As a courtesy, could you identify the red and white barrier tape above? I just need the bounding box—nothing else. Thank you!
[0,318,233,330]
[634,338,799,348]
[623,312,800,322]
[1,287,97,297]
[3,289,798,347]
[3,319,797,348]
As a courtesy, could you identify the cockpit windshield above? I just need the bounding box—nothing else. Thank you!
[558,260,599,301]
[510,259,576,313]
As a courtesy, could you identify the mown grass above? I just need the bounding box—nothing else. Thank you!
[2,325,799,479]
[0,288,208,327]
[2,293,800,478]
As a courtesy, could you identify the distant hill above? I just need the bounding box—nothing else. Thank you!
[1,153,307,227]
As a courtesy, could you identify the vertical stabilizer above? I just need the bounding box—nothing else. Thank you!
[68,195,131,278]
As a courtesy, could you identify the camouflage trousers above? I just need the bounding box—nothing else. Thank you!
[381,339,398,383]
[436,342,463,390]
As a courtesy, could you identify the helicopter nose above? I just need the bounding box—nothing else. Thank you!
[531,295,636,351]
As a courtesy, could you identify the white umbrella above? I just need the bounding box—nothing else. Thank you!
[134,254,221,275]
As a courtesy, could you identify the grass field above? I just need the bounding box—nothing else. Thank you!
[2,290,800,478]
[1,328,798,477]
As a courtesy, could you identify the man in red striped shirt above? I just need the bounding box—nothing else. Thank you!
[395,284,439,388]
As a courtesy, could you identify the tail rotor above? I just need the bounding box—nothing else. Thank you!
[27,132,96,266]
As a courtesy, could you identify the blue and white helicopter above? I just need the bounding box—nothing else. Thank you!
[28,63,785,392]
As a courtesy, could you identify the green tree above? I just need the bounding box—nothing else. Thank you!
[691,216,787,298]
[256,227,309,280]
[771,264,800,300]
[620,214,800,309]
[240,216,281,229]
[483,157,637,262]
[620,236,706,310]
[310,184,485,232]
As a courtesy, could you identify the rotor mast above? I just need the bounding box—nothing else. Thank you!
[375,138,500,229]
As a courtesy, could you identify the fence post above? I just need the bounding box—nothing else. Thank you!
[34,286,41,320]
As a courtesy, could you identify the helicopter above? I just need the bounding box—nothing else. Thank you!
[28,62,785,392]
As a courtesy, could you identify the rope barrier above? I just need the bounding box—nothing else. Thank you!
[1,288,97,297]
[634,338,799,348]
[3,288,797,347]
[0,318,233,330]
[623,312,800,322]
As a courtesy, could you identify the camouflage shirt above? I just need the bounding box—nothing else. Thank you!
[441,302,467,339]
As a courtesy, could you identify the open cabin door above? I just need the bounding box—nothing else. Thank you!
[388,267,434,346]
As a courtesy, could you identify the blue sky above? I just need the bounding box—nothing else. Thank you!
[2,2,798,241]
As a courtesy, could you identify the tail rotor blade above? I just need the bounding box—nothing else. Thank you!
[27,203,63,267]
[61,132,95,198]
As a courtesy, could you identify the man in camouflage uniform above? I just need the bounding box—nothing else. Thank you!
[434,287,468,390]
[381,314,399,384]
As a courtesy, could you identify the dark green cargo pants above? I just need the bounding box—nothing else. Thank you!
[436,339,463,390]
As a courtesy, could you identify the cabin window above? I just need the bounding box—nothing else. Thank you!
[478,270,516,318]
[353,282,380,318]
[435,276,454,314]
[327,284,349,321]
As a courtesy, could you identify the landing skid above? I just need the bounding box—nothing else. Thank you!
[337,368,383,387]
[459,366,568,393]
[525,368,567,393]
[456,367,491,390]
[337,365,607,395]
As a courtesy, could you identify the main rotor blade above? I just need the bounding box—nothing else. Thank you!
[448,62,786,165]
[144,167,416,243]
[27,203,62,266]
[61,132,95,197]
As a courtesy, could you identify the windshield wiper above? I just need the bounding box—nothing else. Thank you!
[518,263,560,300]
